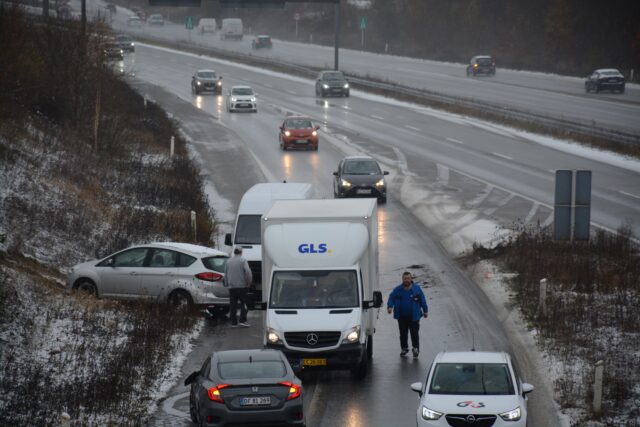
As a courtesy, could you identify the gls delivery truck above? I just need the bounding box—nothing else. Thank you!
[260,199,383,379]
[225,183,313,300]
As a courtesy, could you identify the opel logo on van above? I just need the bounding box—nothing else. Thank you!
[252,386,259,393]
[466,415,476,423]
[306,333,319,346]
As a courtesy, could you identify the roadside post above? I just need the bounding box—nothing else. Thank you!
[191,210,197,242]
[294,13,299,38]
[554,170,592,241]
[359,16,367,49]
[538,278,547,316]
[170,136,175,156]
[593,360,604,414]
[60,412,71,427]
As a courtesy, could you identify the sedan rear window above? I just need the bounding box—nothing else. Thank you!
[475,57,493,65]
[429,363,515,395]
[218,361,287,379]
[201,256,227,273]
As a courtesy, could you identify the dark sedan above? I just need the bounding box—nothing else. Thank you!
[466,55,496,77]
[333,156,389,203]
[585,68,625,93]
[192,69,223,95]
[315,70,350,97]
[252,35,272,49]
[185,349,305,427]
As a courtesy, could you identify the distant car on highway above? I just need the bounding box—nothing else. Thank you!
[411,351,534,427]
[252,35,272,49]
[466,55,496,77]
[147,13,164,27]
[227,86,257,113]
[114,34,135,52]
[585,68,626,94]
[198,18,217,34]
[103,41,124,61]
[127,15,143,27]
[333,155,388,203]
[279,116,319,151]
[185,349,305,427]
[315,70,350,97]
[67,242,230,314]
[131,6,145,20]
[192,69,223,95]
[220,18,243,40]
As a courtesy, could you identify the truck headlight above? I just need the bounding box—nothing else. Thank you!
[341,179,352,188]
[499,407,521,421]
[421,406,443,420]
[267,328,282,345]
[197,81,201,85]
[231,97,237,102]
[250,97,256,102]
[323,84,329,89]
[342,326,360,343]
[343,83,349,89]
[217,81,222,86]
[375,179,385,187]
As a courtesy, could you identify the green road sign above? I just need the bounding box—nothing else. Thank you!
[359,16,367,30]
[185,16,194,29]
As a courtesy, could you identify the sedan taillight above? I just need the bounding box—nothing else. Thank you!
[195,272,223,282]
[207,384,230,403]
[279,381,301,400]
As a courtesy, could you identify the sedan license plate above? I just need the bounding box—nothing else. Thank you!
[240,396,271,406]
[302,358,327,366]
[356,189,372,194]
[295,139,309,144]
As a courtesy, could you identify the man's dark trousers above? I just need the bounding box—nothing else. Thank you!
[229,288,248,324]
[398,317,420,350]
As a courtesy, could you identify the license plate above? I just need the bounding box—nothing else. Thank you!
[356,189,372,194]
[302,358,327,366]
[295,139,308,144]
[240,396,271,406]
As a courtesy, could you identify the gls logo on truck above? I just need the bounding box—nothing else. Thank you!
[298,243,330,254]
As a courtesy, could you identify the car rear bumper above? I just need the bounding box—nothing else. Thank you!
[200,401,304,426]
[282,137,318,149]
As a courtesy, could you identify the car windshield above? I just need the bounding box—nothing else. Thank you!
[343,160,381,175]
[232,88,254,95]
[116,36,131,42]
[201,256,228,273]
[197,71,217,79]
[323,72,345,81]
[270,270,359,309]
[429,363,515,395]
[285,119,313,129]
[475,57,492,65]
[235,214,261,244]
[218,361,287,379]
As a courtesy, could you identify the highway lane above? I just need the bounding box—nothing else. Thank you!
[131,44,576,426]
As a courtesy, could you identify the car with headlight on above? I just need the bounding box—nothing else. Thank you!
[192,69,223,95]
[466,55,496,77]
[279,116,319,151]
[315,70,350,97]
[147,13,164,27]
[411,351,534,426]
[104,41,124,61]
[67,242,230,315]
[585,68,625,93]
[333,155,388,203]
[184,349,305,427]
[252,35,272,49]
[114,34,135,52]
[226,86,257,113]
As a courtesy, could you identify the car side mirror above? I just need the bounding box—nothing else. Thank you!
[383,171,389,175]
[280,126,284,131]
[184,371,199,386]
[219,76,223,80]
[410,382,423,397]
[224,233,232,246]
[333,171,338,176]
[373,291,383,308]
[315,125,320,130]
[191,76,195,80]
[522,383,534,396]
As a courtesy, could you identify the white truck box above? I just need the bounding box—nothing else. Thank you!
[225,183,313,298]
[220,18,243,40]
[260,198,382,378]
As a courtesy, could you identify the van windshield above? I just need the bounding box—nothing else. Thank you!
[270,270,359,309]
[235,215,261,244]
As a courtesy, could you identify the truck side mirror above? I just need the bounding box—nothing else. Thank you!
[333,171,338,176]
[184,371,199,386]
[224,233,232,246]
[383,171,389,175]
[373,291,383,308]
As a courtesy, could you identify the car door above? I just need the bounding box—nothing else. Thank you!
[97,247,149,298]
[140,248,178,299]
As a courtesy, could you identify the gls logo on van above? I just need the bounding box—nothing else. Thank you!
[298,243,329,254]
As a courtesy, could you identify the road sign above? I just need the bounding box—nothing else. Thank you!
[359,16,367,30]
[185,16,193,29]
[294,12,300,21]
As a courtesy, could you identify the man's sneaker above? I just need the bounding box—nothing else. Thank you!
[412,348,419,358]
[238,322,250,328]
[231,323,239,328]
[400,349,409,357]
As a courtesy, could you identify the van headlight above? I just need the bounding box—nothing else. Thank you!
[250,97,256,102]
[323,84,329,89]
[231,97,237,102]
[499,407,521,421]
[375,179,385,187]
[421,406,443,420]
[343,83,349,89]
[267,328,283,345]
[342,326,360,343]
[341,179,352,188]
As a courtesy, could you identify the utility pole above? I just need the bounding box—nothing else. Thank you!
[334,1,340,70]
[81,0,87,36]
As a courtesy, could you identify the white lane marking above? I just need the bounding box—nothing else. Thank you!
[620,190,640,201]
[523,202,540,224]
[392,147,416,177]
[492,152,513,161]
[264,83,274,88]
[446,137,464,145]
[162,392,190,418]
[285,89,297,95]
[187,62,194,67]
[542,212,554,227]
[467,184,493,207]
[371,115,385,121]
[342,105,352,110]
[406,125,421,132]
[548,169,555,174]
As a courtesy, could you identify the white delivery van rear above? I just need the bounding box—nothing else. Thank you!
[198,18,217,34]
[220,18,243,40]
[225,183,313,299]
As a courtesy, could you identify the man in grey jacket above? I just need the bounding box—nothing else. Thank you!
[224,247,253,327]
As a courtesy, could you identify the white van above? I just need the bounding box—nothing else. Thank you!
[225,183,313,298]
[198,18,217,34]
[220,18,243,40]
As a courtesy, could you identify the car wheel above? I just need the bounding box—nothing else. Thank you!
[189,391,198,424]
[585,85,590,93]
[168,290,193,310]
[207,306,230,317]
[619,86,625,94]
[351,357,368,380]
[75,279,97,296]
[344,91,350,97]
[378,196,387,204]
[366,334,373,360]
[313,145,318,151]
[594,85,600,93]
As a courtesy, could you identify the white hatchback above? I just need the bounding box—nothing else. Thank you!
[67,242,230,314]
[226,85,257,113]
[411,351,534,426]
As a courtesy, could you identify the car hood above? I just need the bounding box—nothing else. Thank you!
[341,173,383,185]
[422,394,522,414]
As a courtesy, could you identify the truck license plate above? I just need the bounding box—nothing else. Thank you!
[302,358,327,366]
[356,189,372,194]
[240,396,271,406]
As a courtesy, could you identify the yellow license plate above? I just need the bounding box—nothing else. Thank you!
[302,358,327,366]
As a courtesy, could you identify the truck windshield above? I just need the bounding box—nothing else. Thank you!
[270,270,359,308]
[235,215,261,244]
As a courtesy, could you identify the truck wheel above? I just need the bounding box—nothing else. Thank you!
[351,357,368,379]
[366,335,373,360]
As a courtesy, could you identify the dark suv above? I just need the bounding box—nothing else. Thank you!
[466,55,496,77]
[585,69,625,94]
[333,156,388,203]
[316,70,350,97]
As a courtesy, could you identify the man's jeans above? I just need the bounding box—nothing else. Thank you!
[398,317,420,350]
[229,288,249,324]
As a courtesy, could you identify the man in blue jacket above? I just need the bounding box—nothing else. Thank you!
[387,271,429,358]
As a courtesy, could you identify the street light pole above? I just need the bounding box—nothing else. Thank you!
[334,1,340,70]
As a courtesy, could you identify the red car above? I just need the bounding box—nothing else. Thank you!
[279,116,319,151]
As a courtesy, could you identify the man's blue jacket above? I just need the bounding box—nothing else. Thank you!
[387,282,428,321]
